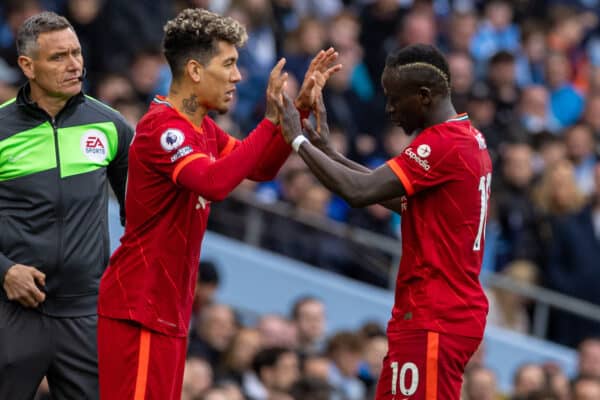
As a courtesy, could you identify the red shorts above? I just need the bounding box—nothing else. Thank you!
[97,316,187,400]
[375,330,481,400]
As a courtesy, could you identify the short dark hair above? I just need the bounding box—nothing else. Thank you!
[384,44,451,96]
[291,296,322,320]
[252,347,294,377]
[198,260,220,285]
[162,8,247,79]
[289,377,332,400]
[16,12,74,57]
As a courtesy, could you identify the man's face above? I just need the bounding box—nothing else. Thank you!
[197,41,241,114]
[382,69,425,135]
[270,352,300,392]
[296,301,325,343]
[24,28,83,99]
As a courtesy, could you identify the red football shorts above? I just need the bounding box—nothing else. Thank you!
[375,330,481,400]
[98,316,187,400]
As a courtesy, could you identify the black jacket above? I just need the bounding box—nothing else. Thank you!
[0,84,133,316]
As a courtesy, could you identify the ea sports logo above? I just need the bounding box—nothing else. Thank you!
[417,144,431,158]
[81,129,108,162]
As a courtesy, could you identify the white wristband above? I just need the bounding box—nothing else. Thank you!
[291,135,309,152]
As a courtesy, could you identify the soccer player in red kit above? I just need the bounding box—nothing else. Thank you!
[96,8,340,400]
[274,44,492,399]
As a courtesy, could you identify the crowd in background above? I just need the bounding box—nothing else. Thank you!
[3,0,600,398]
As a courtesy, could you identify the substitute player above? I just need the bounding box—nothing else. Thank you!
[274,44,491,399]
[96,8,339,400]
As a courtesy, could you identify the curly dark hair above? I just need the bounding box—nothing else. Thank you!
[384,44,451,96]
[163,8,247,78]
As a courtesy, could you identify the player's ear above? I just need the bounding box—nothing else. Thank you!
[186,59,204,83]
[418,86,432,106]
[18,55,35,80]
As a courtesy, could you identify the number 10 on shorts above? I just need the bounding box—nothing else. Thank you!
[391,361,419,396]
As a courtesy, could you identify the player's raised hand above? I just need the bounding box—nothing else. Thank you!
[271,92,302,144]
[265,58,288,125]
[3,264,46,308]
[303,94,331,152]
[295,47,342,111]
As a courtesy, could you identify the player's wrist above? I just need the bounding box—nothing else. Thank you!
[291,135,309,152]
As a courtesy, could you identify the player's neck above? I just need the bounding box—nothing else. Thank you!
[425,98,457,129]
[167,86,208,127]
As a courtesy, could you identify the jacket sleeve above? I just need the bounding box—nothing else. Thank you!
[0,253,16,286]
[107,117,134,226]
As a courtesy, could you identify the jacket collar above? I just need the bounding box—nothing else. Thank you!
[16,82,85,120]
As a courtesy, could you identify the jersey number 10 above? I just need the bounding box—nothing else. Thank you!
[473,173,492,251]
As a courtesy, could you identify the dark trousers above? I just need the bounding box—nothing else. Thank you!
[0,300,98,400]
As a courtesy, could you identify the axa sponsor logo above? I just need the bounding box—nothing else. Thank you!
[404,147,430,171]
[81,129,108,162]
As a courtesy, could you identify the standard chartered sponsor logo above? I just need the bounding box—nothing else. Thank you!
[404,147,430,171]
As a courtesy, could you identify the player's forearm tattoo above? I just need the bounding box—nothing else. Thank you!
[182,94,199,115]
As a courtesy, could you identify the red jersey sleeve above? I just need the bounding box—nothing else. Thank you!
[386,127,460,196]
[210,119,239,159]
[135,116,209,184]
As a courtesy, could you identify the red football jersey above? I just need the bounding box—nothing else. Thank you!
[98,96,271,337]
[385,113,492,339]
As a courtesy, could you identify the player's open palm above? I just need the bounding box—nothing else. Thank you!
[295,47,342,111]
[3,264,46,308]
[265,58,288,124]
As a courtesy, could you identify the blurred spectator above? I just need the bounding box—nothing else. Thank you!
[325,331,366,400]
[515,21,547,87]
[564,123,598,196]
[112,97,145,127]
[219,328,262,386]
[245,347,300,400]
[358,0,404,89]
[463,365,500,400]
[444,11,478,54]
[189,303,238,370]
[358,325,387,398]
[302,354,331,381]
[94,72,135,106]
[128,47,166,104]
[257,314,298,349]
[0,0,42,71]
[487,50,520,129]
[545,51,585,130]
[288,377,332,400]
[518,85,558,134]
[182,356,214,400]
[571,376,600,400]
[578,337,600,379]
[487,259,538,333]
[228,0,277,132]
[396,11,436,48]
[581,93,600,142]
[512,363,547,399]
[467,81,503,162]
[284,16,326,85]
[470,0,520,69]
[542,161,600,347]
[494,142,543,270]
[194,260,221,312]
[290,296,326,357]
[447,51,475,113]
